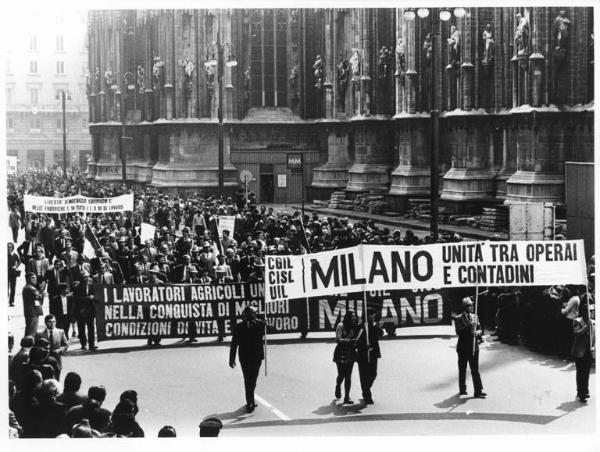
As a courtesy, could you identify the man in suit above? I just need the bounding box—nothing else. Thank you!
[73,272,97,351]
[454,297,486,398]
[54,229,72,258]
[170,254,197,283]
[229,306,265,412]
[92,262,115,285]
[45,259,70,301]
[70,254,91,287]
[37,217,56,261]
[35,315,68,379]
[356,311,383,405]
[60,240,79,269]
[9,206,21,243]
[26,245,50,294]
[23,273,44,337]
[17,238,37,266]
[127,264,147,285]
[49,283,74,338]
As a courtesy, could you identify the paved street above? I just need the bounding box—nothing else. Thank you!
[6,222,596,438]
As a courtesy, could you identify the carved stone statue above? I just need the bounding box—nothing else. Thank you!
[423,33,433,66]
[482,23,494,64]
[553,10,570,51]
[137,65,145,93]
[182,58,195,88]
[313,55,323,90]
[336,60,350,98]
[94,67,101,92]
[515,13,530,56]
[349,49,360,82]
[205,64,216,94]
[104,68,114,88]
[395,38,406,75]
[447,25,461,66]
[377,45,393,81]
[152,56,165,89]
[85,72,91,96]
[243,65,251,99]
[290,65,300,101]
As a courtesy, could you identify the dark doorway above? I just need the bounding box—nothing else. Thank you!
[260,174,274,203]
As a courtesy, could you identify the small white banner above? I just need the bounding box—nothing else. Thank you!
[6,156,17,175]
[140,223,156,243]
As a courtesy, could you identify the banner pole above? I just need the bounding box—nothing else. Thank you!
[363,289,370,363]
[586,288,593,352]
[264,302,268,377]
[472,284,479,357]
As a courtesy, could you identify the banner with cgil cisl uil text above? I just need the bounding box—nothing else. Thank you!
[93,283,452,340]
[265,240,587,303]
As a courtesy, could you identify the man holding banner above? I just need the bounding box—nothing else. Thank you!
[454,297,486,398]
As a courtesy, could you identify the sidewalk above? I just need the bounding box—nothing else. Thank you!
[291,204,508,241]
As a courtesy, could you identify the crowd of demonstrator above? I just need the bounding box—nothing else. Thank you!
[7,168,595,437]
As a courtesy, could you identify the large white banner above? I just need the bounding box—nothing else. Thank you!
[265,240,587,303]
[24,194,134,214]
[140,223,156,243]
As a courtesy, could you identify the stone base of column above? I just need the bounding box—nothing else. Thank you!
[150,162,238,193]
[94,160,123,182]
[128,160,155,184]
[504,170,564,204]
[389,165,430,197]
[346,163,391,192]
[312,163,352,189]
[86,162,97,179]
[495,169,514,201]
[441,168,496,202]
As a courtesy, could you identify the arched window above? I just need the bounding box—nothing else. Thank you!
[249,10,287,107]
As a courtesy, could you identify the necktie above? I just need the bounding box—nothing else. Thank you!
[56,270,60,284]
[49,329,54,348]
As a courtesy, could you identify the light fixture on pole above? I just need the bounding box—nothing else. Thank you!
[205,14,237,199]
[403,7,465,241]
[55,89,72,177]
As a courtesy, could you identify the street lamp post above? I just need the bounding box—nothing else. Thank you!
[404,7,465,241]
[206,13,237,199]
[56,90,71,177]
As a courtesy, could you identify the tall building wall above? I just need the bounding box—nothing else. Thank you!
[5,9,91,172]
[85,8,594,207]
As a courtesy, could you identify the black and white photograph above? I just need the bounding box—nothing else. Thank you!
[1,0,597,449]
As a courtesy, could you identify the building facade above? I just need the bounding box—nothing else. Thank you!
[5,10,91,173]
[86,8,594,209]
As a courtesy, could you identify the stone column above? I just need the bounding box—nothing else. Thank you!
[324,9,334,119]
[164,11,175,120]
[441,9,496,205]
[359,9,372,116]
[506,7,565,204]
[150,124,237,194]
[389,8,431,200]
[94,126,122,182]
[312,124,353,196]
[346,120,393,192]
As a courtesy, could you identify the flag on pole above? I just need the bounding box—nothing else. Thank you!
[298,215,311,254]
[84,222,101,254]
[83,238,96,259]
[209,216,223,255]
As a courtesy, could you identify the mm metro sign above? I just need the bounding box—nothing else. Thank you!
[287,153,303,170]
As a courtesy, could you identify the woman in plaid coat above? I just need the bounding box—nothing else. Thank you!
[333,310,359,405]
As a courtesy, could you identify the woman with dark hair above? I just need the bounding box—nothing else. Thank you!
[333,310,359,404]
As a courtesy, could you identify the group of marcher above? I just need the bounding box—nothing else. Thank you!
[6,168,595,436]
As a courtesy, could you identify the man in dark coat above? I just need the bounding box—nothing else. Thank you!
[65,385,111,434]
[45,259,70,301]
[25,379,68,438]
[454,297,486,398]
[23,273,43,337]
[73,272,97,350]
[356,311,383,405]
[229,306,265,412]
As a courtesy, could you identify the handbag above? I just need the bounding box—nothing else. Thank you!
[572,317,589,336]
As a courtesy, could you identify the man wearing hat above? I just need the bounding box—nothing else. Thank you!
[454,297,486,398]
[356,310,383,405]
[247,258,265,283]
[229,306,266,412]
[199,417,222,437]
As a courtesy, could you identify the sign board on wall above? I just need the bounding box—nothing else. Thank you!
[278,174,287,188]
